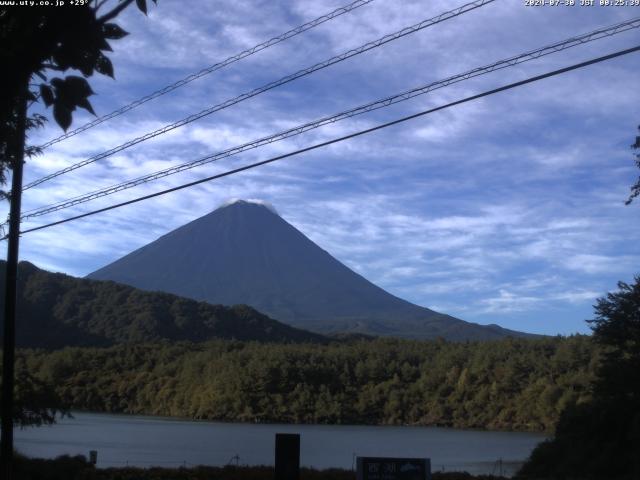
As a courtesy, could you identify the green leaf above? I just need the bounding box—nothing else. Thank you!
[50,76,95,119]
[50,78,65,89]
[53,103,72,131]
[77,98,96,116]
[136,0,148,14]
[63,76,94,98]
[51,49,73,71]
[95,53,114,78]
[103,23,129,40]
[40,85,54,107]
[76,54,95,76]
[100,38,113,52]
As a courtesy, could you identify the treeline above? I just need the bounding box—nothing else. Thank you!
[516,277,640,479]
[20,335,597,432]
[0,261,326,348]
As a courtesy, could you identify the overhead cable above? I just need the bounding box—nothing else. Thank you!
[20,16,640,221]
[12,44,640,238]
[36,0,377,150]
[23,0,496,191]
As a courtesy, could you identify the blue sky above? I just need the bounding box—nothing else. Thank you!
[5,0,640,335]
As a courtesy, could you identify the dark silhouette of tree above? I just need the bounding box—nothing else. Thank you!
[627,125,640,205]
[518,277,640,480]
[0,0,156,196]
[0,359,68,428]
[588,278,640,401]
[0,0,156,433]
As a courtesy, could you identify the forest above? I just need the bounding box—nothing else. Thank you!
[17,335,597,432]
[0,261,326,347]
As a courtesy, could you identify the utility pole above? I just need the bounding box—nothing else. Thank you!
[1,87,27,480]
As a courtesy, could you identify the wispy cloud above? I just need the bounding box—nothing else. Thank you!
[4,0,639,336]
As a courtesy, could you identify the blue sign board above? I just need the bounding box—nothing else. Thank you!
[357,457,431,480]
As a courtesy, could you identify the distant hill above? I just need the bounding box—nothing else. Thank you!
[0,261,326,348]
[88,200,532,341]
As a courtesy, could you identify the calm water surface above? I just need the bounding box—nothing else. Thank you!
[15,412,546,476]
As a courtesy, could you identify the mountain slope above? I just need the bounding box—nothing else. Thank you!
[0,261,326,348]
[88,200,531,340]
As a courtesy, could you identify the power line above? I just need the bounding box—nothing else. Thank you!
[19,16,640,221]
[13,44,640,239]
[36,0,376,150]
[23,0,496,191]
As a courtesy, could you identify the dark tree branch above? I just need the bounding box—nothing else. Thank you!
[39,63,65,72]
[98,0,136,23]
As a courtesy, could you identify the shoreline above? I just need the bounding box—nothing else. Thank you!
[16,455,514,480]
[16,412,543,476]
[59,409,552,435]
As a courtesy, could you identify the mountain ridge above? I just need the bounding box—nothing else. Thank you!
[88,200,533,341]
[0,260,327,348]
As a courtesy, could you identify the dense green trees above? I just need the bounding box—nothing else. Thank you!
[518,277,640,479]
[588,278,640,402]
[0,261,326,347]
[0,357,67,428]
[19,335,597,432]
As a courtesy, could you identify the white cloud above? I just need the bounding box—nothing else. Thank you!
[2,0,639,336]
[479,289,542,314]
[563,254,638,275]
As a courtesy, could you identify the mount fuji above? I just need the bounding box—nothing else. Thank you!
[88,200,530,340]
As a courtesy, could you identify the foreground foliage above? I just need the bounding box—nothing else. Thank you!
[14,454,507,480]
[20,335,596,432]
[517,277,640,479]
[0,356,68,427]
[0,0,156,193]
[0,261,325,347]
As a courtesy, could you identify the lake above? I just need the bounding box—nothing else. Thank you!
[14,412,546,477]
